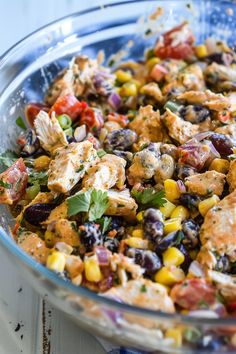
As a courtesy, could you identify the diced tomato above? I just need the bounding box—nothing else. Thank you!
[0,158,28,205]
[25,103,49,127]
[170,278,217,310]
[81,107,104,133]
[12,222,20,236]
[217,110,231,123]
[154,22,195,60]
[107,112,128,128]
[178,142,211,171]
[150,64,168,82]
[49,94,87,121]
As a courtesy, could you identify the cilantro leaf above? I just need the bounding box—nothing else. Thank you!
[67,188,108,221]
[67,189,91,217]
[16,116,27,130]
[0,151,17,172]
[132,188,165,210]
[89,189,109,221]
[0,179,12,189]
[96,216,112,234]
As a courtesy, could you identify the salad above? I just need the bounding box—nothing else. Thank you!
[1,21,236,328]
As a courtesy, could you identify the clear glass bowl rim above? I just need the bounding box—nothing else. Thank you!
[0,0,235,327]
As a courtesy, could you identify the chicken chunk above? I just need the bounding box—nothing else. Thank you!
[227,160,236,192]
[178,90,230,112]
[82,154,126,190]
[185,170,226,196]
[200,189,236,262]
[48,219,80,247]
[141,82,163,102]
[106,188,138,219]
[127,143,160,185]
[163,108,199,145]
[205,62,236,84]
[45,68,74,105]
[103,279,175,313]
[129,105,164,143]
[34,111,68,154]
[178,64,205,91]
[43,201,68,225]
[18,231,49,264]
[207,270,236,303]
[48,141,98,194]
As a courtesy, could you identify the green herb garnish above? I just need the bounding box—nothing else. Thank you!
[96,216,112,234]
[0,179,12,189]
[140,284,147,293]
[0,151,17,172]
[67,188,109,221]
[76,164,84,173]
[132,188,165,210]
[28,170,48,186]
[97,149,107,158]
[16,116,27,130]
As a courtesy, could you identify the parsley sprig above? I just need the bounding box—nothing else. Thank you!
[67,188,109,221]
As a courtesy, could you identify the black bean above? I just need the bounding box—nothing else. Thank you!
[127,248,162,275]
[182,219,200,249]
[143,208,164,243]
[215,256,231,273]
[179,193,201,212]
[104,129,137,152]
[113,150,133,167]
[79,222,102,252]
[156,231,183,255]
[179,105,210,124]
[177,244,192,272]
[103,237,119,253]
[23,203,56,226]
[208,133,233,158]
[175,163,197,180]
[19,129,40,157]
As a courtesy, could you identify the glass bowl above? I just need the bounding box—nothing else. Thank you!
[1,1,236,352]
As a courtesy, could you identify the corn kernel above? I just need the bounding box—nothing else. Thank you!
[159,199,176,219]
[132,229,144,239]
[46,251,66,273]
[146,57,161,69]
[198,194,220,216]
[209,158,230,174]
[120,82,137,97]
[165,328,182,347]
[130,79,142,89]
[195,44,208,58]
[125,237,148,249]
[164,218,182,234]
[34,155,51,171]
[115,69,132,83]
[171,205,189,221]
[44,230,55,247]
[136,211,144,222]
[163,247,185,267]
[84,256,102,282]
[164,179,181,203]
[154,266,185,286]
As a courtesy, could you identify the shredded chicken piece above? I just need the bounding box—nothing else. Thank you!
[106,189,138,219]
[45,68,75,105]
[207,270,236,303]
[48,219,80,247]
[200,189,236,262]
[129,105,164,143]
[141,82,163,102]
[179,64,205,91]
[185,170,226,196]
[163,108,199,144]
[205,62,236,83]
[18,231,49,264]
[48,141,98,194]
[34,111,68,154]
[197,247,218,270]
[103,278,175,313]
[178,90,230,111]
[82,154,126,190]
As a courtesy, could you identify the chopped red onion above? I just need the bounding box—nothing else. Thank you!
[108,91,121,110]
[186,131,213,145]
[95,246,110,266]
[205,140,221,159]
[222,52,234,66]
[177,180,186,193]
